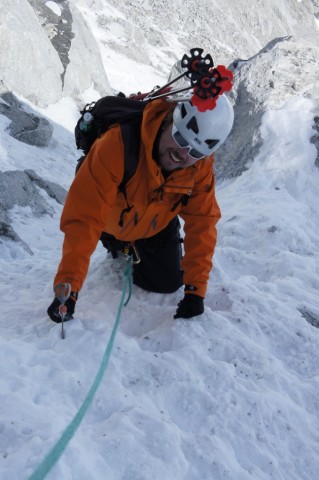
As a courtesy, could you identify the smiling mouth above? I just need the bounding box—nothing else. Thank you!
[169,150,184,164]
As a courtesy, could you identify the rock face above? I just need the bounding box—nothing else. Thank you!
[0,0,63,106]
[1,0,318,106]
[0,0,111,107]
[0,170,67,254]
[27,0,75,86]
[0,169,67,220]
[0,93,53,147]
[214,36,319,180]
[89,0,319,68]
[311,116,319,168]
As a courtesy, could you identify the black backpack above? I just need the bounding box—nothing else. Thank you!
[74,94,151,187]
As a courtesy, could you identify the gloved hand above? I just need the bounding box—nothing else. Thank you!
[47,293,78,323]
[174,294,204,319]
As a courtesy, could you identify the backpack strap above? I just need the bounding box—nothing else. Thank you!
[119,119,141,189]
[75,118,141,185]
[117,119,142,227]
[75,118,142,228]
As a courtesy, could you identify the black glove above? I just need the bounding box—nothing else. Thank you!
[47,293,78,323]
[174,294,204,319]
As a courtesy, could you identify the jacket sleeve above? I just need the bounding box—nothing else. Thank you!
[53,127,124,292]
[179,157,221,298]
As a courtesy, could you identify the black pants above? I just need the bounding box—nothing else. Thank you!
[100,217,183,294]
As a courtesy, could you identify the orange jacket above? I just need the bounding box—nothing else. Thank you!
[54,99,221,297]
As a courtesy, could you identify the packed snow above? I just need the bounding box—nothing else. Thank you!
[1,1,319,480]
[45,2,62,17]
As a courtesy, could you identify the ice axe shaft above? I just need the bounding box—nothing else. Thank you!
[54,283,71,339]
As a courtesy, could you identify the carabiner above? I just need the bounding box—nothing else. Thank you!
[123,243,141,264]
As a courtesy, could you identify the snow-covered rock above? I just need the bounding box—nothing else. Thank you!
[0,168,67,253]
[76,0,319,68]
[0,0,111,107]
[0,92,53,147]
[215,36,319,180]
[2,0,318,107]
[62,1,111,98]
[0,0,63,106]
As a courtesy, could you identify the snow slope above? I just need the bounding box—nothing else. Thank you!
[1,76,319,480]
[1,1,319,480]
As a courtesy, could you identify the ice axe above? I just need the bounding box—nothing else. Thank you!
[54,283,71,339]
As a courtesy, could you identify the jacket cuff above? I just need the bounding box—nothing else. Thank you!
[184,284,206,298]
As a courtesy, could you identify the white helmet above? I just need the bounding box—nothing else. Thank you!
[173,94,234,156]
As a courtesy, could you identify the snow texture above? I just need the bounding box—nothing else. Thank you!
[0,1,319,479]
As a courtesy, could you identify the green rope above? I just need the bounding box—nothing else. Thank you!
[27,260,133,480]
